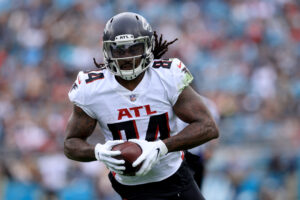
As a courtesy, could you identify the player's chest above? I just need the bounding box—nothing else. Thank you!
[93,88,171,123]
[94,89,173,140]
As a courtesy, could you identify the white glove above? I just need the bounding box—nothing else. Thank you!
[129,139,168,176]
[95,140,125,174]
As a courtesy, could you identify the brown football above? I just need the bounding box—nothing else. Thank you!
[112,141,143,176]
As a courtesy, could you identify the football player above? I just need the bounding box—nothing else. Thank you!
[64,12,219,200]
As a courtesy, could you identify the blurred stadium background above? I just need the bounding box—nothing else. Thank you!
[0,0,300,199]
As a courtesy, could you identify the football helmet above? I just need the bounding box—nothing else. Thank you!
[103,12,154,80]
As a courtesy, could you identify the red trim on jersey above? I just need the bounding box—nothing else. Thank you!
[154,125,159,140]
[133,120,139,139]
[112,171,116,177]
[177,61,182,69]
[117,130,122,139]
[181,151,185,160]
[165,112,170,137]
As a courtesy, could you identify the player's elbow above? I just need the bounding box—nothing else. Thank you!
[63,139,73,159]
[205,120,219,140]
[211,125,219,140]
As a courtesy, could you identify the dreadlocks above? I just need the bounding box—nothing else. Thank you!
[93,31,178,68]
[152,31,178,59]
[93,58,105,69]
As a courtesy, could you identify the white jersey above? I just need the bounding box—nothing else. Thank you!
[68,58,193,185]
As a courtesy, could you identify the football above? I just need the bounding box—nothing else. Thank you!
[112,141,142,176]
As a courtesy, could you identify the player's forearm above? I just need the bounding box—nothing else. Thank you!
[64,138,96,162]
[163,120,219,152]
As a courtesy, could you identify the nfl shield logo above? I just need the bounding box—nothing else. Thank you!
[129,94,137,102]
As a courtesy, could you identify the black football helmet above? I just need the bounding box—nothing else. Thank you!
[103,12,154,80]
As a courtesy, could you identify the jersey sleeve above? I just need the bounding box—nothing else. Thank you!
[68,71,97,119]
[165,58,194,106]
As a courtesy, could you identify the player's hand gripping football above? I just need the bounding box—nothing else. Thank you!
[129,139,168,176]
[94,140,126,174]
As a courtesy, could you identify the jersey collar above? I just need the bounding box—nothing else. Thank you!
[108,68,151,97]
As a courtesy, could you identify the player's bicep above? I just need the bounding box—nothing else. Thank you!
[173,86,214,124]
[65,105,97,140]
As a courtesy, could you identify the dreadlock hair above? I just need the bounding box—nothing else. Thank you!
[93,58,106,69]
[152,31,178,59]
[93,31,178,68]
